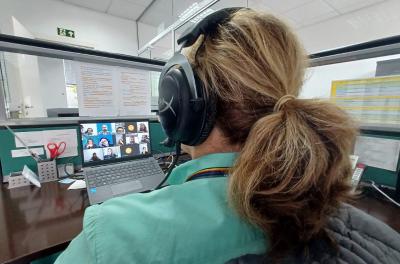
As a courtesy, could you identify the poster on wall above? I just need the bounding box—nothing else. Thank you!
[75,62,151,117]
[331,76,400,127]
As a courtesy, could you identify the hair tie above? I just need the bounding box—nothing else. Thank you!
[273,94,296,112]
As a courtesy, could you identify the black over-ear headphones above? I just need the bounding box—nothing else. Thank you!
[158,7,243,147]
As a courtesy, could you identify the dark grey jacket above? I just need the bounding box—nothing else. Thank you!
[227,204,400,264]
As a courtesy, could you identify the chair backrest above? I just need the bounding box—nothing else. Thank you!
[226,204,400,264]
[225,254,266,264]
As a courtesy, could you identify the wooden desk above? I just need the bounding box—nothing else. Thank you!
[0,182,88,264]
[0,183,399,264]
[352,193,400,232]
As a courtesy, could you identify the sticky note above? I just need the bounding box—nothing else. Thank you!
[59,178,76,184]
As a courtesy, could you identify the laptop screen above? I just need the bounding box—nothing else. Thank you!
[80,120,151,166]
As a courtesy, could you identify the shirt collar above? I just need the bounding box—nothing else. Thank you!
[167,152,238,185]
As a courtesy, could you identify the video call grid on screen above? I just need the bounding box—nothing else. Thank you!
[80,120,151,165]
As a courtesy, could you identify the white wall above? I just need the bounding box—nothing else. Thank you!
[38,57,68,109]
[301,54,400,99]
[298,0,400,54]
[4,17,45,117]
[0,0,138,55]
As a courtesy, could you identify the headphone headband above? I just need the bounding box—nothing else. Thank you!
[177,7,243,48]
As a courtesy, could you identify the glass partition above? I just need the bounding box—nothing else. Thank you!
[138,0,224,60]
[0,52,9,119]
[138,0,174,44]
[305,38,400,130]
[0,35,164,120]
[140,32,174,61]
[138,0,221,53]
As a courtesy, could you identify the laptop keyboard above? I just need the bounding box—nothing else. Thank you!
[85,157,163,188]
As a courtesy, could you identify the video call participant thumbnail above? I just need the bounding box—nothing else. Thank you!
[85,138,97,149]
[115,134,125,146]
[103,147,121,160]
[139,133,150,143]
[91,152,101,161]
[83,149,104,162]
[82,124,97,136]
[121,145,140,157]
[98,123,112,135]
[116,126,125,134]
[138,122,148,133]
[126,134,139,145]
[139,143,149,155]
[125,122,137,133]
[98,135,114,148]
[86,127,94,135]
[114,123,125,134]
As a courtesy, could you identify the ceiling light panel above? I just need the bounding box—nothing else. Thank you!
[108,0,148,20]
[250,0,314,14]
[324,0,385,14]
[63,0,112,12]
[283,0,338,27]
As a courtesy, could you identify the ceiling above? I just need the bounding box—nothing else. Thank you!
[139,0,387,59]
[139,0,387,29]
[249,0,386,29]
[50,0,388,60]
[52,0,154,21]
[51,0,387,29]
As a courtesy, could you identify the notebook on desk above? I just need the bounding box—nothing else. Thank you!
[80,119,165,204]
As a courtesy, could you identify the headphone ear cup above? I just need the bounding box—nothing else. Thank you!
[191,75,216,145]
[158,67,190,142]
[196,94,216,145]
[158,54,216,146]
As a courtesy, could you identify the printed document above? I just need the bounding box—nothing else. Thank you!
[354,136,400,171]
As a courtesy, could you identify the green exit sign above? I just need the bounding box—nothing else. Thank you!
[57,27,75,38]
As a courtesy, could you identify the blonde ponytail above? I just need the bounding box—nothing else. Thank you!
[185,9,358,258]
[229,98,356,257]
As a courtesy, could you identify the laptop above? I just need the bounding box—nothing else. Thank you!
[80,119,165,204]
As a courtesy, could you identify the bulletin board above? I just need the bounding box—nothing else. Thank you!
[331,75,400,127]
[0,125,82,178]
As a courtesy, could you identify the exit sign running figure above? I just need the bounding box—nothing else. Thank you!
[57,27,75,38]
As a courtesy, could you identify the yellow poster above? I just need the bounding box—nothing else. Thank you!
[331,76,400,126]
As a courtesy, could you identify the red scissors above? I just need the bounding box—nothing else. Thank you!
[47,141,67,160]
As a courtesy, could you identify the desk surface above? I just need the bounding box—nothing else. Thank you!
[0,183,399,264]
[0,182,88,264]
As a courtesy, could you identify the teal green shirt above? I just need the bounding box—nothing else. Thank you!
[55,153,266,264]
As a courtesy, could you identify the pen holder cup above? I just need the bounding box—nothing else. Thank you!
[38,160,58,183]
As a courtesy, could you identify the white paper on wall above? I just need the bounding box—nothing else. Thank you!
[76,62,119,116]
[14,131,44,147]
[75,62,151,117]
[354,136,400,171]
[15,129,78,158]
[11,147,44,158]
[118,68,151,116]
